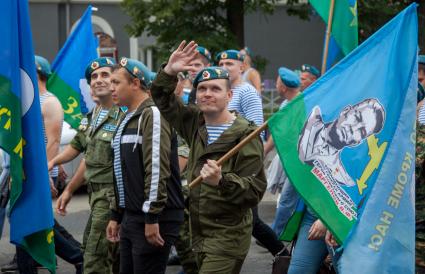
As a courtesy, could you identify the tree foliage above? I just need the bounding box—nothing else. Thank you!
[122,0,425,68]
[285,0,423,45]
[121,0,277,63]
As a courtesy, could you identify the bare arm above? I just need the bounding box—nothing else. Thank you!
[65,159,86,193]
[42,96,63,162]
[178,156,188,173]
[49,145,80,170]
[264,135,275,156]
[249,69,262,93]
[56,159,86,215]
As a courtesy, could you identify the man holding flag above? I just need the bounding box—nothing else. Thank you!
[151,41,267,273]
[0,0,56,272]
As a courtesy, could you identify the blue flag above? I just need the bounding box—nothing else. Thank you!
[323,35,343,71]
[47,6,98,129]
[268,3,417,272]
[0,0,55,272]
[339,5,417,273]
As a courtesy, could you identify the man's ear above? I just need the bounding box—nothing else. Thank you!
[239,62,244,73]
[132,78,141,90]
[227,89,233,101]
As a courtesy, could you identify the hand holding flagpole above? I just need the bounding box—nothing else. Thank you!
[189,122,268,189]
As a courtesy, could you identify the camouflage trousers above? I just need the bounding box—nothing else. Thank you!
[195,252,244,274]
[175,207,198,274]
[82,183,119,274]
[175,185,198,274]
[417,226,425,273]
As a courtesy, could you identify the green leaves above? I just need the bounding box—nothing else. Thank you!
[121,0,276,65]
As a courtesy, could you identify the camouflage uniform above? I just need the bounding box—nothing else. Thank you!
[175,135,198,274]
[70,105,124,274]
[415,123,425,272]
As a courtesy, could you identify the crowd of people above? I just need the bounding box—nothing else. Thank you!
[0,40,423,274]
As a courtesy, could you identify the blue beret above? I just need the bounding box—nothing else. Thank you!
[301,64,320,78]
[147,72,157,88]
[242,46,252,57]
[85,57,116,84]
[215,49,244,63]
[193,66,229,88]
[419,55,425,65]
[278,67,301,88]
[35,55,52,78]
[119,57,151,88]
[197,46,211,63]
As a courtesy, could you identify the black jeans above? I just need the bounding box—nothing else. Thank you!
[252,206,284,256]
[17,219,83,274]
[119,211,180,274]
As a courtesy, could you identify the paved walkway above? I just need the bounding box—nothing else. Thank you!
[0,192,279,274]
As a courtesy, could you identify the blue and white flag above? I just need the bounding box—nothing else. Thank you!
[339,5,417,273]
[48,6,98,129]
[0,0,55,272]
[268,4,417,273]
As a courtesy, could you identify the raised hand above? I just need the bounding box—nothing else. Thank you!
[164,40,198,76]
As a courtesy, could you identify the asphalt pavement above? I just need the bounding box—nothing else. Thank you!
[0,192,279,274]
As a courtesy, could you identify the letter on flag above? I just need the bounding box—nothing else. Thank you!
[0,0,55,272]
[269,4,417,273]
[47,6,98,129]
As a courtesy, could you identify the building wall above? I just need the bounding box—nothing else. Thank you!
[29,2,325,79]
[30,2,131,63]
[245,6,325,80]
[30,3,61,61]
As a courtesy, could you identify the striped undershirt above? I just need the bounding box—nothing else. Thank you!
[419,103,425,125]
[112,110,135,207]
[206,122,234,145]
[228,82,264,127]
[92,108,109,128]
[40,91,62,178]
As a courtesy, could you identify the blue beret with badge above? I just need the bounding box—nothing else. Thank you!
[419,55,425,65]
[301,64,320,78]
[146,71,157,89]
[35,55,52,78]
[85,57,116,84]
[215,49,244,63]
[193,66,230,88]
[197,46,211,63]
[278,67,301,88]
[119,57,151,88]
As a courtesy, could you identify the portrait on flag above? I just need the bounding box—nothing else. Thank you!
[269,4,417,273]
[298,98,385,187]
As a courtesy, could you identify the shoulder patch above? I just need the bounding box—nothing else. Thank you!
[78,117,89,131]
[103,124,117,132]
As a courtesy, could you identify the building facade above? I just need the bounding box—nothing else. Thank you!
[29,0,325,80]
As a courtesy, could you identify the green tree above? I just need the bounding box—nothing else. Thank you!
[121,0,276,63]
[286,0,424,49]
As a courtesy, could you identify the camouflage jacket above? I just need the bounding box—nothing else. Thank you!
[415,123,425,268]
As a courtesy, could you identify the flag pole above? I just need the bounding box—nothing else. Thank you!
[321,0,336,74]
[189,121,269,189]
